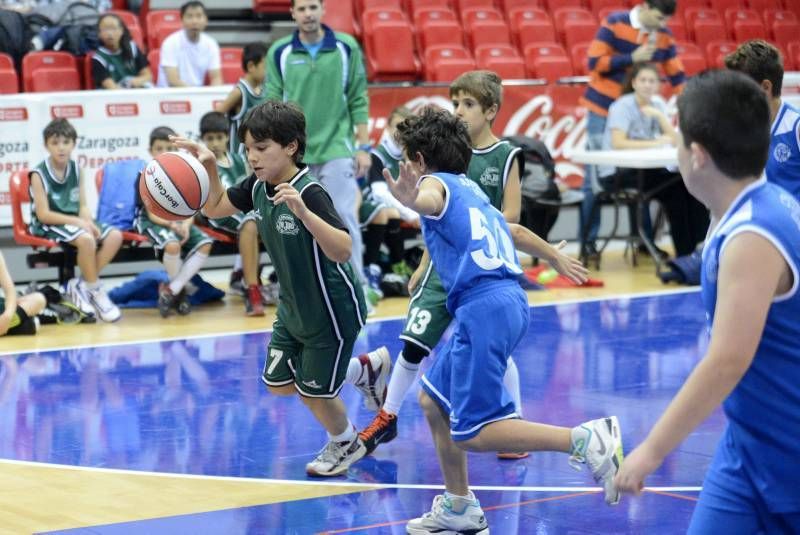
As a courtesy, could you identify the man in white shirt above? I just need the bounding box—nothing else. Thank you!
[157,0,222,88]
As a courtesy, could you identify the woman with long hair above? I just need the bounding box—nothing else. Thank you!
[92,13,151,89]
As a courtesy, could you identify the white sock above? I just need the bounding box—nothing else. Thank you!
[233,254,242,271]
[162,252,182,280]
[329,422,357,443]
[345,357,362,384]
[84,279,101,291]
[444,491,477,512]
[382,352,421,415]
[169,252,208,294]
[504,356,523,417]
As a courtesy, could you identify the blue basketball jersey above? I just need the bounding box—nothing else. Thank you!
[701,178,800,512]
[766,100,800,201]
[420,172,523,312]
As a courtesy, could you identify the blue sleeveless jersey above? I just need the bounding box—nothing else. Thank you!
[701,178,800,512]
[766,100,800,201]
[420,172,523,312]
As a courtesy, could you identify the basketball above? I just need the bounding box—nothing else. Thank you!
[138,151,209,221]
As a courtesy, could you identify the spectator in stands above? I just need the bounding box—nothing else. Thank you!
[134,126,213,317]
[215,42,269,157]
[600,62,707,257]
[198,111,269,317]
[157,0,222,88]
[725,40,800,201]
[92,13,152,89]
[29,118,123,323]
[0,251,46,336]
[579,0,685,260]
[266,0,370,293]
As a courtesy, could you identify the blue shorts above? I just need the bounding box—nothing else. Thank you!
[689,429,800,534]
[420,282,529,441]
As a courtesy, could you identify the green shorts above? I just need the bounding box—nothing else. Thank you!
[399,262,452,352]
[208,210,257,235]
[263,315,357,398]
[359,196,386,227]
[134,217,213,259]
[29,220,116,244]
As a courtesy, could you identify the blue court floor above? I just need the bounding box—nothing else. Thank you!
[1,290,716,534]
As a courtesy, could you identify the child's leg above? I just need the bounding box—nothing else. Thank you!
[162,241,183,280]
[363,207,390,267]
[418,390,469,495]
[238,220,260,287]
[70,233,99,282]
[18,292,46,317]
[94,228,123,276]
[300,396,352,437]
[168,238,212,295]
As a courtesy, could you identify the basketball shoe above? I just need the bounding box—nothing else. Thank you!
[86,285,121,322]
[245,284,264,316]
[157,282,174,318]
[406,492,488,535]
[569,416,624,505]
[65,278,94,317]
[353,346,391,411]
[359,409,397,454]
[175,289,191,316]
[305,434,366,477]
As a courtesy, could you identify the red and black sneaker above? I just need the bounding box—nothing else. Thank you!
[359,409,398,455]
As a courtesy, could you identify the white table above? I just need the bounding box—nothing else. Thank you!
[569,147,681,273]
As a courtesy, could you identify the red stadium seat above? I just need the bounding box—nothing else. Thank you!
[145,10,180,51]
[31,68,81,92]
[454,0,495,11]
[747,0,775,12]
[732,19,767,41]
[692,18,728,49]
[151,21,181,50]
[252,0,291,13]
[571,42,592,75]
[772,20,800,48]
[523,43,573,81]
[675,0,710,19]
[724,8,760,34]
[545,0,583,9]
[675,41,707,75]
[460,6,503,25]
[417,19,465,51]
[360,0,403,13]
[22,51,79,92]
[511,9,557,51]
[684,6,722,30]
[406,0,450,17]
[220,47,243,84]
[9,171,59,249]
[362,7,408,29]
[413,6,457,27]
[785,41,800,69]
[500,0,545,12]
[148,49,160,85]
[0,52,18,93]
[553,8,597,44]
[763,9,797,29]
[474,44,526,79]
[598,7,631,21]
[666,17,687,40]
[705,40,737,68]
[424,45,476,82]
[710,0,745,13]
[563,19,599,51]
[364,19,420,81]
[110,9,145,51]
[589,0,630,16]
[323,0,360,37]
[462,10,511,49]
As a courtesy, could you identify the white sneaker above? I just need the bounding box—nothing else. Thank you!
[569,416,624,505]
[406,493,488,535]
[353,346,391,411]
[87,285,121,323]
[65,278,94,316]
[305,435,366,477]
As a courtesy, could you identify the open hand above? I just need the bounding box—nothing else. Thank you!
[170,135,217,169]
[384,161,421,209]
[549,241,589,285]
[273,183,308,219]
[614,443,663,496]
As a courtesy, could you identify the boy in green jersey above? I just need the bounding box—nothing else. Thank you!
[175,100,391,477]
[215,42,269,157]
[199,111,265,317]
[359,71,527,459]
[29,118,123,323]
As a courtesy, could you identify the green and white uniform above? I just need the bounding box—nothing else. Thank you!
[91,43,149,87]
[399,141,521,351]
[208,152,255,234]
[227,167,367,398]
[28,159,114,243]
[229,78,268,156]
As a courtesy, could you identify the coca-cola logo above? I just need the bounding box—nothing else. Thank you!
[0,107,28,121]
[51,105,84,119]
[106,103,139,117]
[160,101,191,114]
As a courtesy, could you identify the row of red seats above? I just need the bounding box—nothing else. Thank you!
[679,40,800,74]
[668,6,800,49]
[0,47,244,94]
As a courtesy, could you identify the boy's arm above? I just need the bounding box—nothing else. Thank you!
[502,158,521,224]
[615,231,789,494]
[274,184,352,263]
[29,172,92,231]
[509,223,588,284]
[0,252,16,336]
[384,162,445,217]
[215,86,242,114]
[408,248,430,294]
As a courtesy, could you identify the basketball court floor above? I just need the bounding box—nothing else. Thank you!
[0,253,713,534]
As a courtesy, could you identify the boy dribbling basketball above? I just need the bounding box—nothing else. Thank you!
[173,101,391,477]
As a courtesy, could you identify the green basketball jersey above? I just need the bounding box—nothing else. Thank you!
[250,168,366,343]
[94,44,140,83]
[30,159,81,226]
[372,141,401,182]
[229,78,269,156]
[217,152,248,189]
[467,140,521,210]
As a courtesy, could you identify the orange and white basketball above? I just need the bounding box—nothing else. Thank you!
[139,151,209,221]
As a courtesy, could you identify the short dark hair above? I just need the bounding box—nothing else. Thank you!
[242,42,267,71]
[645,0,676,16]
[449,70,503,112]
[291,0,323,7]
[199,111,229,136]
[239,100,306,164]
[149,126,177,148]
[395,106,472,175]
[43,118,77,143]
[678,70,770,180]
[724,39,784,98]
[180,1,206,17]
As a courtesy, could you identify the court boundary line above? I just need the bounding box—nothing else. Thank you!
[0,458,701,493]
[0,287,700,356]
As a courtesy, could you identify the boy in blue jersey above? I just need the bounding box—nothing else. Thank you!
[386,107,623,534]
[616,71,800,532]
[725,39,800,201]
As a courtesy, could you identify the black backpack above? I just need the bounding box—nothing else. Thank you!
[0,9,32,72]
[26,2,100,56]
[504,135,560,203]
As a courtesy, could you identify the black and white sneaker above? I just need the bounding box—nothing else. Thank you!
[305,435,366,477]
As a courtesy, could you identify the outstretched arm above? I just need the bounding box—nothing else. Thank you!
[509,224,588,285]
[384,162,445,217]
[171,136,240,219]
